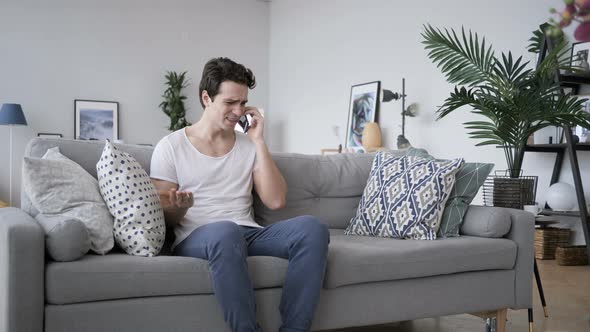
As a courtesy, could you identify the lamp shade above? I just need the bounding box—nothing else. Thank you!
[546,182,577,211]
[0,104,27,126]
[382,89,402,102]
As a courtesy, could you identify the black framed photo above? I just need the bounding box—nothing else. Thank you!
[571,41,590,71]
[74,99,119,141]
[37,133,63,138]
[345,81,380,151]
[574,95,590,143]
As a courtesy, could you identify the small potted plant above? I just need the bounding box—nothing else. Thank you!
[422,24,590,207]
[160,71,191,131]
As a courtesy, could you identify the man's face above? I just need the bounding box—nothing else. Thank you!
[202,81,248,130]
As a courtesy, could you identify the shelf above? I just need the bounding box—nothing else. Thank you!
[540,209,581,217]
[524,143,590,153]
[559,73,590,85]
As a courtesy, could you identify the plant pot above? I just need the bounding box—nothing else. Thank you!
[491,176,537,210]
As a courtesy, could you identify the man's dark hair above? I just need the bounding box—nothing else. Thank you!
[198,57,256,108]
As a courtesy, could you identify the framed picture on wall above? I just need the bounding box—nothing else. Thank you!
[574,95,590,143]
[345,81,380,151]
[571,41,590,71]
[74,99,119,141]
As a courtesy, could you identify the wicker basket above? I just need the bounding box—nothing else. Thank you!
[534,227,570,260]
[556,246,589,266]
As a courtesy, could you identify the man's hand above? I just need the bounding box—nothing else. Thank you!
[159,188,194,209]
[245,107,264,142]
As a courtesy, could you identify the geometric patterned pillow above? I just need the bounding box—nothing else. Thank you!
[438,162,494,237]
[96,141,166,257]
[397,149,494,237]
[344,151,464,240]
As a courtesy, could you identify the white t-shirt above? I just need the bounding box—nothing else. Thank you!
[150,128,261,248]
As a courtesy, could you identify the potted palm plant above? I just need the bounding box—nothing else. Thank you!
[160,71,191,131]
[422,24,590,180]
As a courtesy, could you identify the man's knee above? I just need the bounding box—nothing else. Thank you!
[296,215,330,245]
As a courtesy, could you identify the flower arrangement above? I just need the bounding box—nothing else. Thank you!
[550,0,590,41]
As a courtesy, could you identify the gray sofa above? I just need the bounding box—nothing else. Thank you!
[0,138,534,332]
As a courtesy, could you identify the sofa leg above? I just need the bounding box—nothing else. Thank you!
[495,308,507,332]
[528,308,534,332]
[470,308,507,332]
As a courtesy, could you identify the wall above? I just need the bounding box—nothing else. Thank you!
[268,0,589,244]
[0,0,270,207]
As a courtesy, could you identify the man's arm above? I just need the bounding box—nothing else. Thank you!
[151,179,194,227]
[246,107,287,210]
[252,141,287,210]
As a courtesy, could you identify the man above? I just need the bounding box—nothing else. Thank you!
[150,57,329,332]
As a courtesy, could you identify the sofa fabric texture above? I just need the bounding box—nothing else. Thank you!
[22,147,114,254]
[97,141,166,256]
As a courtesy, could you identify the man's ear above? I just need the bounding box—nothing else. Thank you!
[201,90,211,107]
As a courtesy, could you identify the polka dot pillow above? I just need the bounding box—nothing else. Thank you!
[96,141,165,256]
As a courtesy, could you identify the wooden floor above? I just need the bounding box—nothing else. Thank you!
[325,260,590,332]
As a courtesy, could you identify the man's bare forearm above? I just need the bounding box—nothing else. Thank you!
[253,139,287,210]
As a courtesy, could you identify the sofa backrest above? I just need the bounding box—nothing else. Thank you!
[253,153,378,229]
[23,138,378,229]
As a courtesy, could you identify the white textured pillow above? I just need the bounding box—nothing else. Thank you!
[22,147,114,254]
[96,141,165,256]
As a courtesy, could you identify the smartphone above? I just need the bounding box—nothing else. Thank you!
[237,114,252,133]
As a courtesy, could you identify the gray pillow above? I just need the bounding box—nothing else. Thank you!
[438,162,494,237]
[400,148,494,237]
[22,147,114,254]
[460,205,511,238]
[35,214,90,262]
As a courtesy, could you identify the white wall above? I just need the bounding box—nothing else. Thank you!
[268,0,589,244]
[0,0,270,207]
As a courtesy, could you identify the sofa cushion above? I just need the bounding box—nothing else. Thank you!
[22,147,114,254]
[34,214,90,262]
[438,162,494,237]
[45,254,288,305]
[402,149,494,238]
[460,205,512,238]
[22,138,154,218]
[324,229,516,289]
[97,141,166,256]
[345,152,464,240]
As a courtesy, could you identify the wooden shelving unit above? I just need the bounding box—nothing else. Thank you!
[529,30,590,260]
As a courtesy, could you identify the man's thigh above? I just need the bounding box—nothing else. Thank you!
[174,221,244,259]
[244,215,318,258]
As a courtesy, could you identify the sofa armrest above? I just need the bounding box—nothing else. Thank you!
[504,207,535,309]
[0,207,44,332]
[461,205,534,309]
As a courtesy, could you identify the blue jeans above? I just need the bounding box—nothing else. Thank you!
[174,215,330,332]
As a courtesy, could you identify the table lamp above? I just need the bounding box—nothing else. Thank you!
[0,103,28,206]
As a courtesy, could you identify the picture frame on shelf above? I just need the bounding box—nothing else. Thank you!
[37,133,63,138]
[74,99,119,141]
[345,81,380,151]
[571,42,590,72]
[574,95,590,143]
